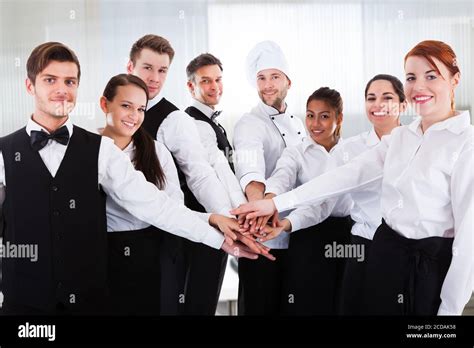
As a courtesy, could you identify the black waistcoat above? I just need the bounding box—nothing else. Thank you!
[143,99,206,212]
[185,106,234,172]
[0,126,107,312]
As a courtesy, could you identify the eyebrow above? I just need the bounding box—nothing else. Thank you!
[120,99,146,107]
[406,69,437,76]
[142,63,168,69]
[40,74,78,80]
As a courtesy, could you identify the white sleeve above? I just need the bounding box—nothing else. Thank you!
[265,147,300,196]
[195,121,247,207]
[233,115,267,190]
[156,111,232,215]
[438,142,474,315]
[273,135,389,213]
[98,137,225,249]
[286,199,337,232]
[154,141,184,203]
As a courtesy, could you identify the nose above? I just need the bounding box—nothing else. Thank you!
[412,78,426,92]
[150,69,160,83]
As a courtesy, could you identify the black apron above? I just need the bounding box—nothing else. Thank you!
[282,216,353,315]
[364,219,453,315]
[107,226,162,315]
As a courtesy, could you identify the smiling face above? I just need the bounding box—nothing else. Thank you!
[26,60,78,119]
[404,55,459,121]
[127,48,170,100]
[101,84,147,139]
[256,68,291,112]
[187,64,223,107]
[365,79,403,130]
[305,99,342,151]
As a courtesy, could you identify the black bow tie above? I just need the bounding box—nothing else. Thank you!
[211,110,222,122]
[30,126,70,151]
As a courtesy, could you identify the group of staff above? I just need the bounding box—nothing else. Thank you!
[0,35,472,316]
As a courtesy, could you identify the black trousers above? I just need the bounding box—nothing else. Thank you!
[282,216,353,315]
[363,220,453,315]
[238,249,288,315]
[159,233,186,315]
[182,239,228,315]
[107,226,162,315]
[338,234,372,315]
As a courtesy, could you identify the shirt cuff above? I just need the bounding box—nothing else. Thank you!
[285,214,302,233]
[437,303,461,316]
[273,191,298,213]
[201,226,226,250]
[240,172,266,192]
[229,191,248,208]
[197,212,212,222]
[265,185,282,196]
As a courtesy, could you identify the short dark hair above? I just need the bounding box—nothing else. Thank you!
[364,74,406,102]
[186,53,223,81]
[27,42,81,85]
[129,34,175,65]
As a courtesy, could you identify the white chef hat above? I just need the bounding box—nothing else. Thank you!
[245,40,290,88]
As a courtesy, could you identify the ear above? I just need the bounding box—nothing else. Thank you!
[187,80,195,95]
[451,71,460,89]
[126,60,134,74]
[287,77,292,89]
[399,100,408,113]
[99,96,109,114]
[337,112,344,125]
[25,78,35,96]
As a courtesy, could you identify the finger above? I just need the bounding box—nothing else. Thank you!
[224,228,238,241]
[261,252,276,261]
[237,249,259,260]
[225,235,234,246]
[237,236,262,254]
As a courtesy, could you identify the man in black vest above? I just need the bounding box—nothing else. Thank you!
[184,54,251,315]
[126,35,264,315]
[0,42,263,315]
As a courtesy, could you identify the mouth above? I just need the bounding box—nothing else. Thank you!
[372,111,388,117]
[148,86,159,92]
[413,95,433,104]
[121,120,137,129]
[51,98,69,102]
[311,129,324,135]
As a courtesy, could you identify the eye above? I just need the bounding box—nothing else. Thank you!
[138,108,146,113]
[159,69,167,74]
[257,76,264,81]
[121,104,130,108]
[406,76,415,82]
[272,75,280,80]
[65,80,76,87]
[306,113,313,118]
[384,96,393,100]
[366,97,376,101]
[144,66,152,71]
[427,75,437,80]
[321,114,330,119]
[45,78,55,84]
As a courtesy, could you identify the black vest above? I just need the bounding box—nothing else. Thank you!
[185,106,234,172]
[143,99,205,212]
[0,126,107,312]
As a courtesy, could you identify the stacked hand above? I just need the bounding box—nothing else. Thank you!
[209,214,276,261]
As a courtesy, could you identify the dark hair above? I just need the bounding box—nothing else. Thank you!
[27,42,81,85]
[186,53,223,81]
[307,87,343,138]
[129,34,175,64]
[364,74,406,102]
[405,40,459,110]
[103,74,166,189]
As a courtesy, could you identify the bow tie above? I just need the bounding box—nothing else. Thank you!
[30,125,70,151]
[211,110,222,122]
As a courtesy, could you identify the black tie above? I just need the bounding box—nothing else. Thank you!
[30,126,70,151]
[211,110,222,123]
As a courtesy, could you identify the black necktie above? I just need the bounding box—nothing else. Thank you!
[211,110,222,123]
[30,126,70,151]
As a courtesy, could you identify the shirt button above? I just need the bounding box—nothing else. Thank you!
[282,133,286,137]
[291,115,293,118]
[51,186,58,192]
[298,132,301,134]
[271,117,275,120]
[53,210,60,216]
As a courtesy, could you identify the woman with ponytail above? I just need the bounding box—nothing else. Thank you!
[260,87,354,314]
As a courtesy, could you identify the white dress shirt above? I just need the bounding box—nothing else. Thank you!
[331,128,383,240]
[0,117,225,250]
[150,97,233,216]
[266,137,353,233]
[190,99,247,207]
[106,139,209,232]
[233,100,306,248]
[274,111,473,315]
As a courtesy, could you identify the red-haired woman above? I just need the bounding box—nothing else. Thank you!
[232,40,473,315]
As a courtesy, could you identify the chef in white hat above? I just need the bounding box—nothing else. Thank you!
[233,40,306,315]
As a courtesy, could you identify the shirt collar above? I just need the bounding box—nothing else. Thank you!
[258,99,288,117]
[408,110,471,136]
[302,136,339,154]
[191,99,218,119]
[146,95,162,111]
[26,115,74,137]
[366,127,380,146]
